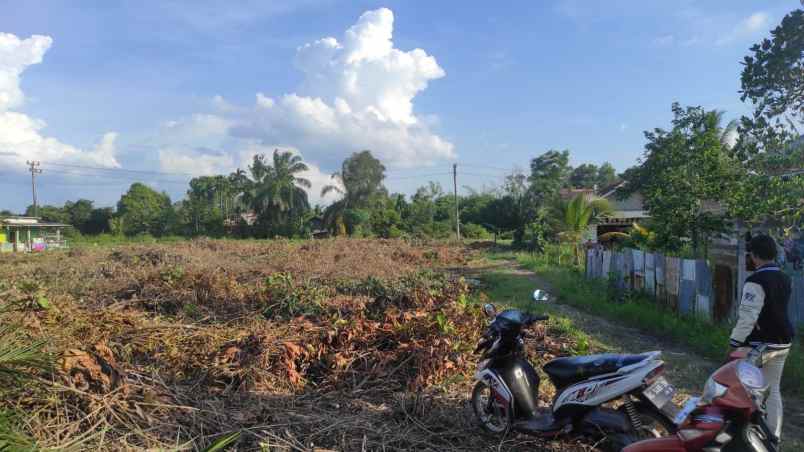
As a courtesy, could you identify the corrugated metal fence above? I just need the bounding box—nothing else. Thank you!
[586,248,804,327]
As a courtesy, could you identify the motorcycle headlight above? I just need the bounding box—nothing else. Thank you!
[737,361,768,408]
[700,376,728,405]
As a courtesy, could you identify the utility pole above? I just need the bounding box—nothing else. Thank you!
[453,163,460,240]
[26,161,42,217]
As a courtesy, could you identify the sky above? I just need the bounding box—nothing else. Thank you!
[0,0,799,212]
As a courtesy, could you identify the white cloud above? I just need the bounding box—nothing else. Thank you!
[158,7,454,182]
[0,32,120,169]
[716,12,770,46]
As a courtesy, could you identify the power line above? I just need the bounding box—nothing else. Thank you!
[38,169,190,185]
[41,161,196,177]
[384,172,452,180]
[459,163,516,172]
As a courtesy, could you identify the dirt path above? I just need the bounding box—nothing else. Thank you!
[473,259,804,450]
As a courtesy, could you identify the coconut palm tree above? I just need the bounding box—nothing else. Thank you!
[268,150,311,213]
[320,151,386,235]
[712,110,740,149]
[555,193,613,265]
[241,150,311,236]
[320,176,350,236]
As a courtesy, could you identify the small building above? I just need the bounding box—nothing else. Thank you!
[0,217,70,253]
[590,182,651,241]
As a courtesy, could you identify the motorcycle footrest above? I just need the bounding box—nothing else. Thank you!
[514,413,569,434]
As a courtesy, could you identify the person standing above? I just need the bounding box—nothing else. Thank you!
[729,234,794,444]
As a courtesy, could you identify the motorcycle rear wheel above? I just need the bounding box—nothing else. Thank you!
[471,381,511,434]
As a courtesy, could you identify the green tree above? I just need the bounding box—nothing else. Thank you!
[85,207,114,235]
[405,182,443,237]
[240,151,311,237]
[321,151,387,235]
[569,163,599,188]
[116,183,174,236]
[555,193,613,264]
[529,149,571,201]
[596,162,618,189]
[740,9,804,151]
[63,199,94,233]
[490,170,543,245]
[621,103,741,254]
[735,9,804,226]
[24,205,69,223]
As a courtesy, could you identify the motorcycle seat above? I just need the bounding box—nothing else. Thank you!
[543,353,652,388]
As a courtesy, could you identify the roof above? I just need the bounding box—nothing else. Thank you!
[1,217,70,228]
[558,187,595,201]
[599,181,627,198]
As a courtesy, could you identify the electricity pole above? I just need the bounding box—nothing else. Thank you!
[26,161,42,217]
[453,163,460,240]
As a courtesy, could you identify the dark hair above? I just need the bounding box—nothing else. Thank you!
[749,234,778,261]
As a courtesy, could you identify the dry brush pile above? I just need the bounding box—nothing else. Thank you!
[0,239,587,451]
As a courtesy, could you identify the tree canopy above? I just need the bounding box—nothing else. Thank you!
[117,183,174,236]
[621,103,741,253]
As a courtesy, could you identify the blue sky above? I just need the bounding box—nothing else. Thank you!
[0,0,798,211]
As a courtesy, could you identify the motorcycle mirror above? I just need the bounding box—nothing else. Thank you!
[482,303,497,318]
[533,289,550,303]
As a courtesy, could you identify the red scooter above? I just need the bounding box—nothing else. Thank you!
[623,345,776,452]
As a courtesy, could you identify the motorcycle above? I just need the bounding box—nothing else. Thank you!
[623,344,776,452]
[471,292,678,450]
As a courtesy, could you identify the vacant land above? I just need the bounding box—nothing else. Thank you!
[1,239,591,451]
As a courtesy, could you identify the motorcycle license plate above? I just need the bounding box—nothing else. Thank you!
[644,377,676,409]
[673,396,700,425]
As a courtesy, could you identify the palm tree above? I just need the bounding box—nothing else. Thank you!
[320,151,387,236]
[240,150,311,236]
[555,193,613,265]
[320,175,349,236]
[268,150,311,213]
[713,111,740,149]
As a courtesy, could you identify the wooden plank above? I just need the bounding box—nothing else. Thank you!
[696,260,713,320]
[666,257,680,312]
[645,252,656,295]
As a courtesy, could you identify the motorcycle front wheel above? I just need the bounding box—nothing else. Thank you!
[471,380,511,434]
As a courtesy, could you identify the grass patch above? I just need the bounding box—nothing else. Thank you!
[512,251,804,397]
[474,271,593,355]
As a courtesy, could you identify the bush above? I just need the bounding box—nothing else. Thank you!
[461,223,490,239]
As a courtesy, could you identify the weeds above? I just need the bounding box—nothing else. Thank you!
[0,239,588,451]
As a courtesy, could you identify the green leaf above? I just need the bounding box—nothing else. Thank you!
[202,431,241,452]
[35,296,50,311]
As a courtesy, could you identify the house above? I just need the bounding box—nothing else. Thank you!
[223,211,258,228]
[579,182,651,242]
[0,217,70,253]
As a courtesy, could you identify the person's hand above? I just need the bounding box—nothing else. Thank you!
[724,346,738,364]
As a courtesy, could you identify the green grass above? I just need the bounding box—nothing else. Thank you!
[68,233,188,247]
[510,250,804,397]
[473,271,593,355]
